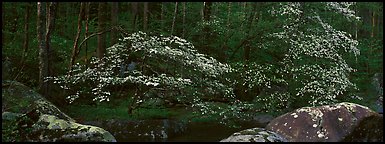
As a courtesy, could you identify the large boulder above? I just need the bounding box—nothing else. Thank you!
[2,111,116,142]
[266,102,383,142]
[2,80,73,121]
[220,128,287,142]
[2,80,117,142]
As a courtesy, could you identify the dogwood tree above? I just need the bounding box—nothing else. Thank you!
[269,2,360,108]
[49,31,234,111]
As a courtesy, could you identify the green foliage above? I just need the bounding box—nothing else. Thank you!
[2,2,382,129]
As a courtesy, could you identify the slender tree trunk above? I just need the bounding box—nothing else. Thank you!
[202,2,212,53]
[182,2,186,38]
[371,10,376,38]
[69,2,85,74]
[38,2,48,96]
[201,2,206,21]
[85,2,91,65]
[171,2,178,35]
[111,2,119,44]
[131,2,138,32]
[97,2,108,59]
[160,2,164,33]
[355,3,358,39]
[21,3,30,67]
[221,2,231,61]
[242,2,258,100]
[143,2,148,31]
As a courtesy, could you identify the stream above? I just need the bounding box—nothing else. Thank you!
[82,119,263,142]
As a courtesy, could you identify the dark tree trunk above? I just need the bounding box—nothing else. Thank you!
[45,2,57,97]
[202,2,212,53]
[160,2,164,33]
[21,3,31,68]
[97,2,108,59]
[69,2,85,74]
[38,2,48,97]
[171,2,178,35]
[111,2,119,44]
[131,2,138,32]
[182,2,186,38]
[203,2,212,21]
[143,2,148,31]
[242,2,258,102]
[84,2,91,65]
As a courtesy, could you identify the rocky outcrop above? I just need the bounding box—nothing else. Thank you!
[266,102,383,142]
[2,80,74,121]
[2,80,117,142]
[220,128,287,142]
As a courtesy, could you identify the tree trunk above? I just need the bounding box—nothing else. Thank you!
[38,2,48,96]
[200,2,204,21]
[182,2,186,38]
[131,2,138,32]
[161,2,164,33]
[69,2,85,74]
[354,3,358,39]
[85,2,91,65]
[202,2,212,53]
[111,2,119,44]
[143,2,148,31]
[171,2,178,35]
[203,2,212,21]
[242,2,258,101]
[371,10,376,38]
[97,2,108,59]
[221,2,231,62]
[46,2,57,96]
[21,3,30,67]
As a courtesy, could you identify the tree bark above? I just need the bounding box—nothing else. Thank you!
[171,2,178,35]
[97,2,108,59]
[21,3,30,67]
[38,2,48,96]
[45,2,57,97]
[131,2,138,32]
[242,2,258,101]
[202,2,212,53]
[371,10,376,38]
[143,2,148,31]
[161,2,164,33]
[182,2,186,38]
[85,2,91,65]
[69,2,85,74]
[111,2,119,44]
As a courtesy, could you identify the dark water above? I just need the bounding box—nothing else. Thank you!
[167,122,253,142]
[83,119,261,142]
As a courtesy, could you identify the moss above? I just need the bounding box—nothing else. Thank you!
[34,114,116,142]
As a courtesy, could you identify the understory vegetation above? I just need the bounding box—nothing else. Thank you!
[2,2,383,127]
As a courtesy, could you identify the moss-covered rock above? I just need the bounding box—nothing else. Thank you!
[2,81,117,142]
[220,128,287,142]
[2,80,73,122]
[26,114,116,142]
[266,102,383,142]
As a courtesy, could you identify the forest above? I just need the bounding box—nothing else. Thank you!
[2,2,383,142]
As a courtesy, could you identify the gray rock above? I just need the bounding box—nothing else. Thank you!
[252,114,274,127]
[266,102,383,142]
[30,114,116,142]
[2,80,117,142]
[220,128,287,142]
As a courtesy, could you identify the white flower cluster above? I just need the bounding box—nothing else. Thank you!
[50,31,232,104]
[269,2,360,106]
[326,2,360,21]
